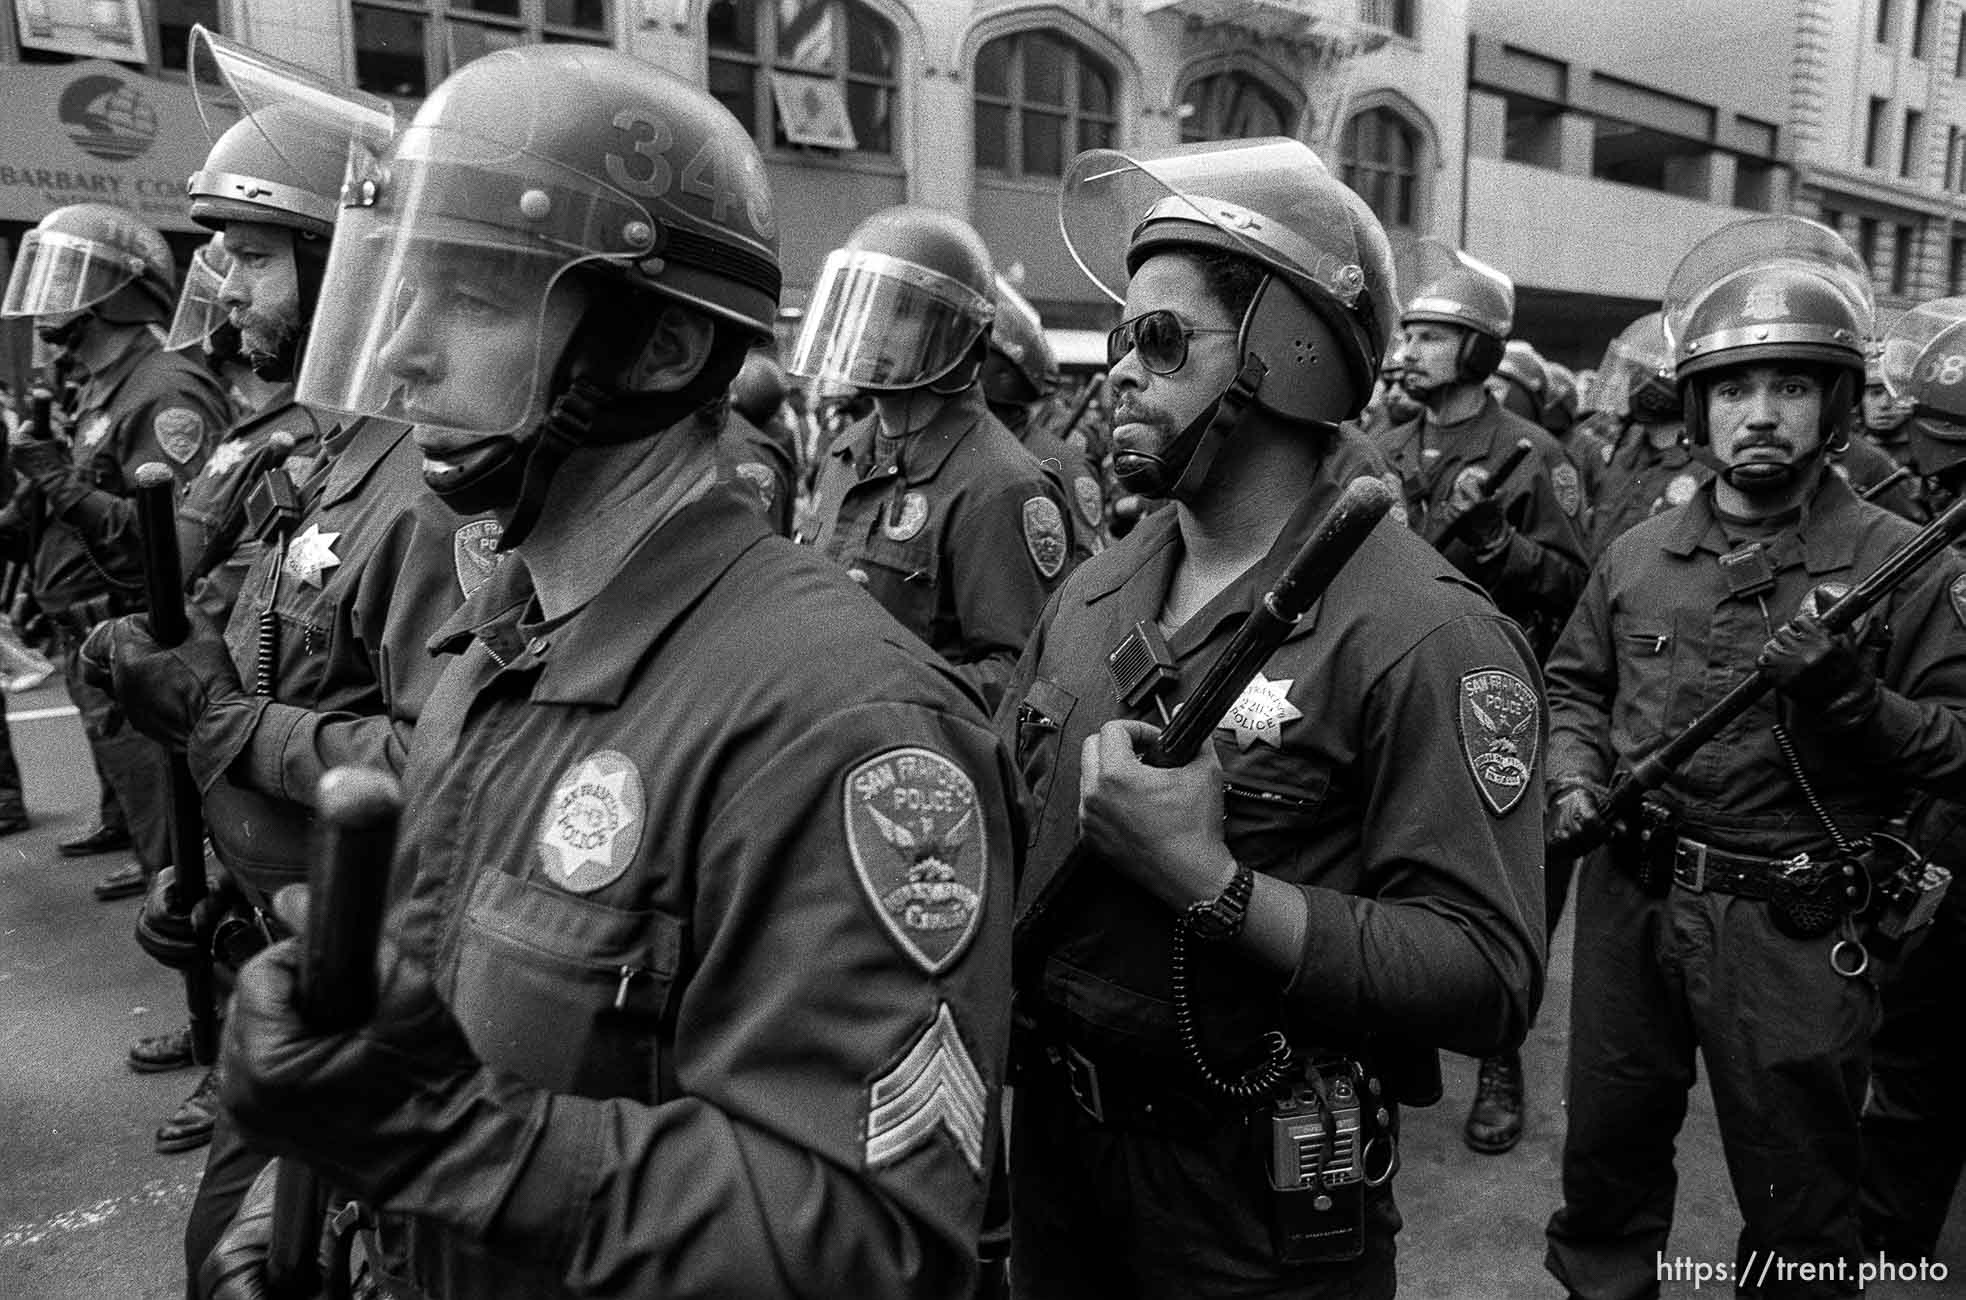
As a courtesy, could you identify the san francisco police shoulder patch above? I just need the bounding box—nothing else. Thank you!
[153,407,206,464]
[844,747,986,975]
[1552,462,1582,517]
[1022,496,1067,579]
[1951,574,1966,632]
[866,1002,987,1176]
[537,750,645,894]
[733,461,777,513]
[1458,669,1539,817]
[453,519,504,599]
[1072,475,1103,528]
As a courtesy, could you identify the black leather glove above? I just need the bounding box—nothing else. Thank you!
[1440,468,1510,551]
[221,923,525,1206]
[8,434,69,489]
[1757,612,1877,727]
[78,611,244,748]
[198,1159,279,1300]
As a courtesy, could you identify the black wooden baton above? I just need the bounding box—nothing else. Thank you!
[1550,492,1966,861]
[134,461,222,1066]
[1013,475,1397,974]
[265,766,404,1300]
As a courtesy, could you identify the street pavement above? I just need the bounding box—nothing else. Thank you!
[0,684,1960,1298]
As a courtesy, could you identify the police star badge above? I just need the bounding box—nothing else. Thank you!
[1023,496,1067,579]
[204,439,250,479]
[734,461,777,513]
[883,491,929,541]
[452,519,504,599]
[537,750,646,894]
[844,747,986,975]
[283,523,343,588]
[1458,669,1539,817]
[1664,472,1700,508]
[1951,574,1966,632]
[1217,671,1302,750]
[153,407,206,464]
[866,1003,988,1176]
[78,412,111,450]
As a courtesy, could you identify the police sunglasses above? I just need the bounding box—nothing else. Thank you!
[1106,309,1239,375]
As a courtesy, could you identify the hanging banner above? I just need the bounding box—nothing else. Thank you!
[0,60,216,232]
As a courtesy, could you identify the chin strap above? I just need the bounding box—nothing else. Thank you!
[1113,356,1277,501]
[1682,432,1842,496]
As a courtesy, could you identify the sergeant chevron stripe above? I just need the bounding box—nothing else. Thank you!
[865,1003,987,1176]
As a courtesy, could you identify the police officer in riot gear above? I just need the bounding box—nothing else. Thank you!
[1008,137,1544,1297]
[0,203,229,900]
[796,206,1075,711]
[1544,217,1966,1299]
[1855,297,1966,1261]
[984,274,1104,561]
[1588,311,1702,555]
[1372,245,1584,1157]
[195,46,1015,1300]
[719,350,798,535]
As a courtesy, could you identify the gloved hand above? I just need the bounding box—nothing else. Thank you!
[221,919,515,1206]
[1550,786,1603,847]
[1441,469,1509,550]
[198,1159,278,1300]
[1757,611,1877,726]
[7,433,70,488]
[77,610,244,748]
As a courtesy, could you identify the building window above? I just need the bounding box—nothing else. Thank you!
[709,0,899,157]
[1821,206,1844,236]
[1733,156,1775,210]
[1893,223,1916,294]
[1912,0,1933,57]
[1387,0,1416,39]
[351,0,611,100]
[1502,96,1563,167]
[1339,107,1421,228]
[1956,17,1966,75]
[1866,96,1890,168]
[1903,108,1924,177]
[974,31,1116,179]
[1878,0,1897,45]
[1858,216,1881,277]
[1178,70,1297,143]
[158,0,222,75]
[1950,235,1966,293]
[1593,120,1710,198]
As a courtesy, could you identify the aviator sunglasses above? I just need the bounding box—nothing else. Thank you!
[1106,309,1240,375]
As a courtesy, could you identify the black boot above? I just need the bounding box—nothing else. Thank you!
[1463,1049,1524,1154]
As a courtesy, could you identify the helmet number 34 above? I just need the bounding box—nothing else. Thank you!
[605,108,773,240]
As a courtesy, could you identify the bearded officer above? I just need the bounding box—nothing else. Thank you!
[1543,217,1966,1299]
[0,204,229,900]
[984,274,1105,562]
[75,32,511,1286]
[199,46,1015,1300]
[1007,138,1544,1298]
[796,206,1075,712]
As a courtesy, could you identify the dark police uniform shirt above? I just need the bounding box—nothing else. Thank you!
[369,482,1016,1300]
[188,418,495,900]
[1008,470,1546,1091]
[718,407,796,537]
[1590,420,1698,559]
[1372,393,1588,650]
[809,388,1073,713]
[1546,471,1966,858]
[23,332,227,619]
[1022,419,1105,564]
[177,390,325,623]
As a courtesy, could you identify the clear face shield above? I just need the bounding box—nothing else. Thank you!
[296,115,660,437]
[165,237,233,351]
[1,229,139,320]
[1662,216,1874,363]
[1406,239,1514,331]
[788,248,994,392]
[1058,140,1386,337]
[190,26,394,205]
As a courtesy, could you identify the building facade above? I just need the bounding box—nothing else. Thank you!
[1,0,1464,388]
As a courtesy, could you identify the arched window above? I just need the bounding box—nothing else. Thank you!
[707,0,898,156]
[1340,106,1421,228]
[1178,70,1296,143]
[973,31,1117,179]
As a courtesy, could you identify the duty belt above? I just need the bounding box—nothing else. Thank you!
[1672,837,1820,901]
[1035,1031,1266,1137]
[49,589,143,637]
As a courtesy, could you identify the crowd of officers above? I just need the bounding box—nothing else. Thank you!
[1,25,1961,1300]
